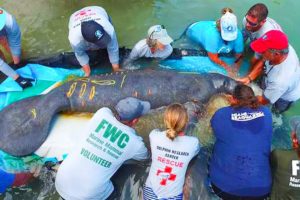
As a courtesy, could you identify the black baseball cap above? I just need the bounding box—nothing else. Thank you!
[81,20,111,48]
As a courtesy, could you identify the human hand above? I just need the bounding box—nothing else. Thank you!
[15,76,34,89]
[112,63,121,72]
[82,65,91,77]
[231,63,240,75]
[236,76,251,85]
[226,68,237,79]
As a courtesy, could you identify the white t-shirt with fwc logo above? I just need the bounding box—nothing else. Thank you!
[55,107,148,200]
[145,129,200,198]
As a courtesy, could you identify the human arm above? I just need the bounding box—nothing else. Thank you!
[5,14,22,64]
[131,137,149,161]
[207,52,233,75]
[262,80,288,104]
[0,57,18,78]
[231,31,244,74]
[71,42,91,76]
[107,31,120,71]
[236,59,264,84]
[257,95,270,105]
[0,58,33,88]
[126,42,143,63]
[231,53,243,75]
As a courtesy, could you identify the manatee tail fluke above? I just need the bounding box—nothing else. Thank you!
[0,92,70,156]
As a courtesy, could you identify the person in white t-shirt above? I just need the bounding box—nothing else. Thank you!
[68,6,120,76]
[124,25,173,65]
[248,30,300,113]
[143,103,200,200]
[238,3,283,84]
[55,97,150,200]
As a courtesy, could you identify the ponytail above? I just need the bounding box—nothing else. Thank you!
[166,128,177,141]
[164,103,188,141]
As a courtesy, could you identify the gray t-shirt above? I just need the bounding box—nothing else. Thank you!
[263,45,300,103]
[242,17,282,42]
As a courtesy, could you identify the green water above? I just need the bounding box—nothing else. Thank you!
[2,0,300,57]
[1,0,300,199]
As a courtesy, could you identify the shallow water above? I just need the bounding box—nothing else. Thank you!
[1,0,300,199]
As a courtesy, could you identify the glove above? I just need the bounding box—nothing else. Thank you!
[15,76,34,89]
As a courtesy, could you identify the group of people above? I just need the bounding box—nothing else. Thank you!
[1,4,300,114]
[1,2,300,200]
[0,6,174,80]
[185,4,300,113]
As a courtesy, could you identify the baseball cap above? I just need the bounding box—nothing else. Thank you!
[147,25,173,45]
[0,8,7,30]
[289,116,300,141]
[81,20,111,48]
[115,97,151,121]
[220,12,238,41]
[250,30,288,53]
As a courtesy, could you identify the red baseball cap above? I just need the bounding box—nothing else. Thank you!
[250,30,289,53]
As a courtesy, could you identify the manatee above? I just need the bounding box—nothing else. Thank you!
[0,69,237,156]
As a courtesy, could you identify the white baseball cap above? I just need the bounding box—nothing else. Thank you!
[147,25,173,45]
[220,12,238,41]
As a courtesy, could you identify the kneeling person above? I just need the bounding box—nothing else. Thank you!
[144,103,200,200]
[126,25,173,64]
[55,97,150,200]
[68,6,120,76]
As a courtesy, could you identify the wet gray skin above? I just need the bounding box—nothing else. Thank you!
[0,70,237,156]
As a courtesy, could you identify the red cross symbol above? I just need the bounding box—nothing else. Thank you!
[156,166,176,186]
[75,9,91,17]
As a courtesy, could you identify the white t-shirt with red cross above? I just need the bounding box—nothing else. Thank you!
[145,129,200,198]
[55,107,148,200]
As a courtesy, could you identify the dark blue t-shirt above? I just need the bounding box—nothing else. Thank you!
[210,106,272,196]
[0,169,15,193]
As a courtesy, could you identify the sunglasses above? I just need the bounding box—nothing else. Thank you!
[245,16,259,27]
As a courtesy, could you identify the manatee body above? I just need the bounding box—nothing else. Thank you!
[0,70,236,156]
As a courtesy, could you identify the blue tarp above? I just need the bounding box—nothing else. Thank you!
[0,64,83,110]
[160,56,250,76]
